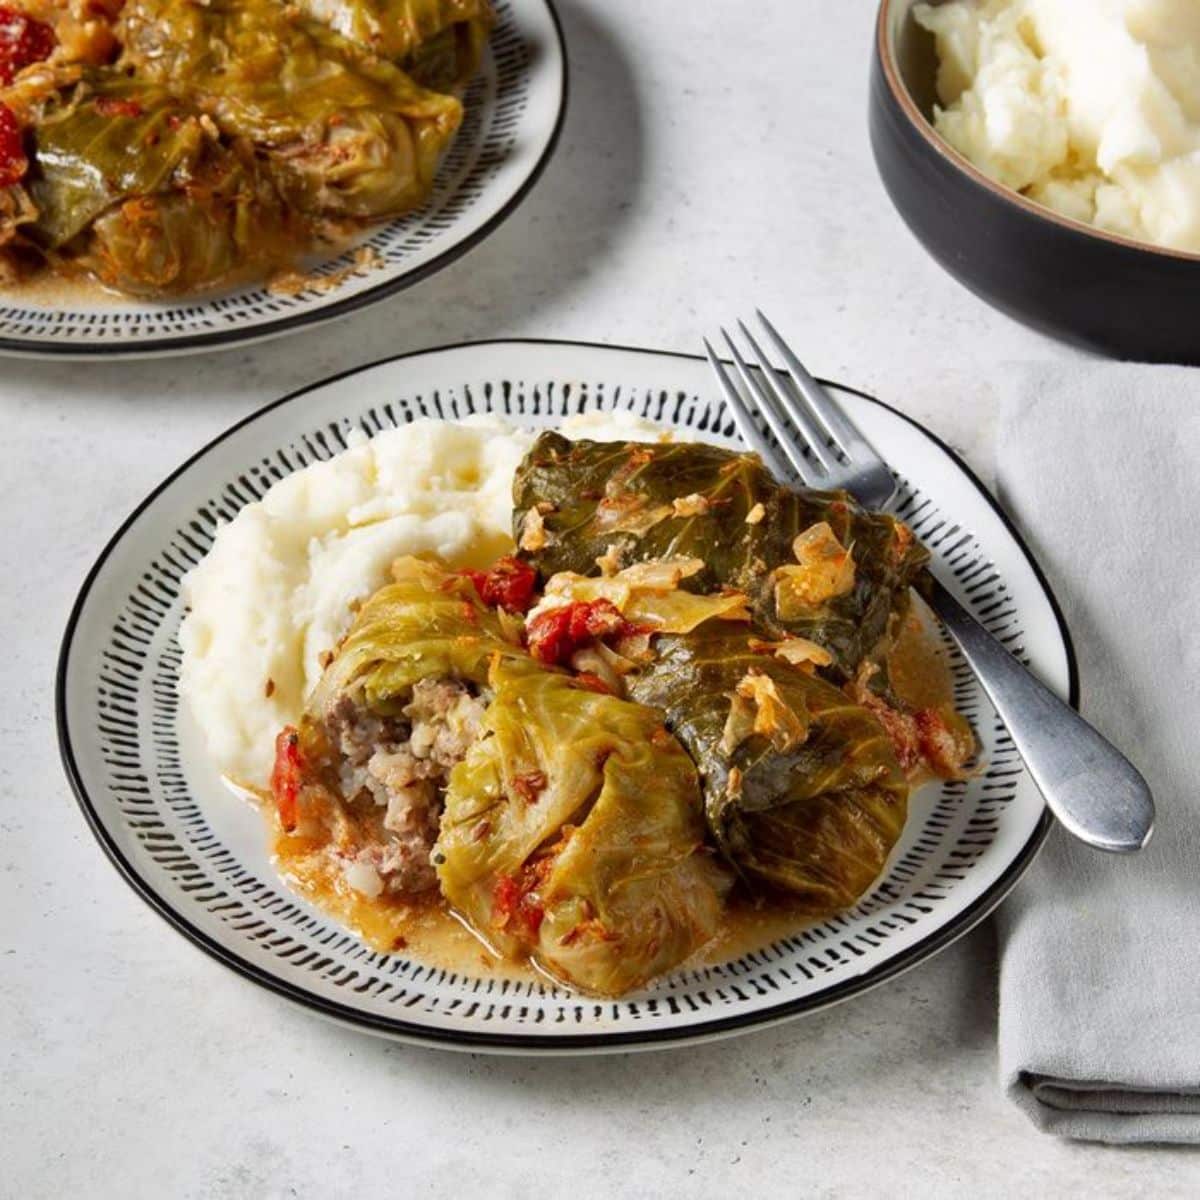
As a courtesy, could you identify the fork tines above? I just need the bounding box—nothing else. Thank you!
[704,311,896,509]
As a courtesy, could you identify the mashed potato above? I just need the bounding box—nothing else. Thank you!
[916,0,1200,252]
[179,412,674,787]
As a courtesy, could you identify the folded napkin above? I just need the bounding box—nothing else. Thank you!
[993,362,1200,1145]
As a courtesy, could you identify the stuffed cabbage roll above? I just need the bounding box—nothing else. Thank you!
[436,659,730,995]
[273,557,529,901]
[17,73,298,293]
[118,0,464,221]
[513,433,928,681]
[296,0,493,92]
[627,623,909,910]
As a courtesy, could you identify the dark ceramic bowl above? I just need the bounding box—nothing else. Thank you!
[870,0,1200,363]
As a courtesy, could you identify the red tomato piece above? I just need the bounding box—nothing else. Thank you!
[526,598,631,666]
[492,874,520,920]
[519,898,544,937]
[915,708,971,779]
[94,96,144,119]
[0,8,55,87]
[0,102,25,187]
[572,672,615,695]
[511,770,547,804]
[270,726,303,833]
[491,872,544,937]
[457,555,538,614]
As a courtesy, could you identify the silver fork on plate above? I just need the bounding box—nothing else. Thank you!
[704,311,1155,854]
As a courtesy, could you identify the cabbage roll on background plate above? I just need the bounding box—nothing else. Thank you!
[18,72,298,294]
[297,0,494,92]
[118,0,464,222]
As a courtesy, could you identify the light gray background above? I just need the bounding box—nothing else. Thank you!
[3,1,1197,1195]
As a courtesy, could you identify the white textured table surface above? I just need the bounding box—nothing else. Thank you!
[4,1,1199,1195]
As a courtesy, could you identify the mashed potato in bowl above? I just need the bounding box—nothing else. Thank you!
[916,0,1200,253]
[179,412,673,788]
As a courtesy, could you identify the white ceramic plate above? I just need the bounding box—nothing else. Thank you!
[57,339,1070,1053]
[0,1,565,359]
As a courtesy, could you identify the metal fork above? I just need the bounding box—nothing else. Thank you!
[705,311,1155,853]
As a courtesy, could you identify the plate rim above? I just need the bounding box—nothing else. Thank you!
[55,336,1070,1052]
[0,0,568,361]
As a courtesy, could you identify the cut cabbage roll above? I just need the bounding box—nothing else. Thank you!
[275,557,529,901]
[436,659,730,996]
[118,0,464,221]
[18,73,298,293]
[277,555,728,992]
[297,0,493,91]
[627,623,909,910]
[513,433,928,681]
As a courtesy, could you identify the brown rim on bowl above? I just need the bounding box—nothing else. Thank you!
[875,0,1200,265]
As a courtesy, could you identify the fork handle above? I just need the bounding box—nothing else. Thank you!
[927,579,1155,853]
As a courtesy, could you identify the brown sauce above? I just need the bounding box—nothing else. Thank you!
[0,231,372,311]
[269,792,838,987]
[0,271,126,309]
[270,804,518,979]
[888,595,957,712]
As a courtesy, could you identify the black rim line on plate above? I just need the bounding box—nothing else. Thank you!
[0,1,569,359]
[55,337,1071,1052]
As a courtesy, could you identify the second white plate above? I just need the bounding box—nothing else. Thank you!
[0,1,566,358]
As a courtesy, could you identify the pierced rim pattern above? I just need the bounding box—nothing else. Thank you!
[57,339,1070,1052]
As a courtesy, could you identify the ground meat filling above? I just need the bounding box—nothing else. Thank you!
[326,678,487,898]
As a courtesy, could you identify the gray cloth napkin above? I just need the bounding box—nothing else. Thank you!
[993,362,1200,1145]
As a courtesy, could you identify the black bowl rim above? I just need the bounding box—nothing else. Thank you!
[875,0,1200,265]
[55,335,1068,1054]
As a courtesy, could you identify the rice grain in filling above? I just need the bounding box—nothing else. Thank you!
[324,678,488,898]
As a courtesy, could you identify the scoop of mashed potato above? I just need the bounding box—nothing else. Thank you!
[180,412,676,787]
[916,0,1200,252]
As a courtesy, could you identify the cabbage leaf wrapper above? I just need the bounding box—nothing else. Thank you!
[305,557,527,723]
[296,0,493,92]
[627,624,909,910]
[513,433,928,681]
[21,73,297,294]
[436,661,730,996]
[269,558,530,913]
[118,0,464,221]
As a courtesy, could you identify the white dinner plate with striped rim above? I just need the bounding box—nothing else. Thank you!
[56,339,1069,1053]
[0,1,565,359]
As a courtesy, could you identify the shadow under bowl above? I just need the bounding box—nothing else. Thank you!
[870,0,1200,364]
